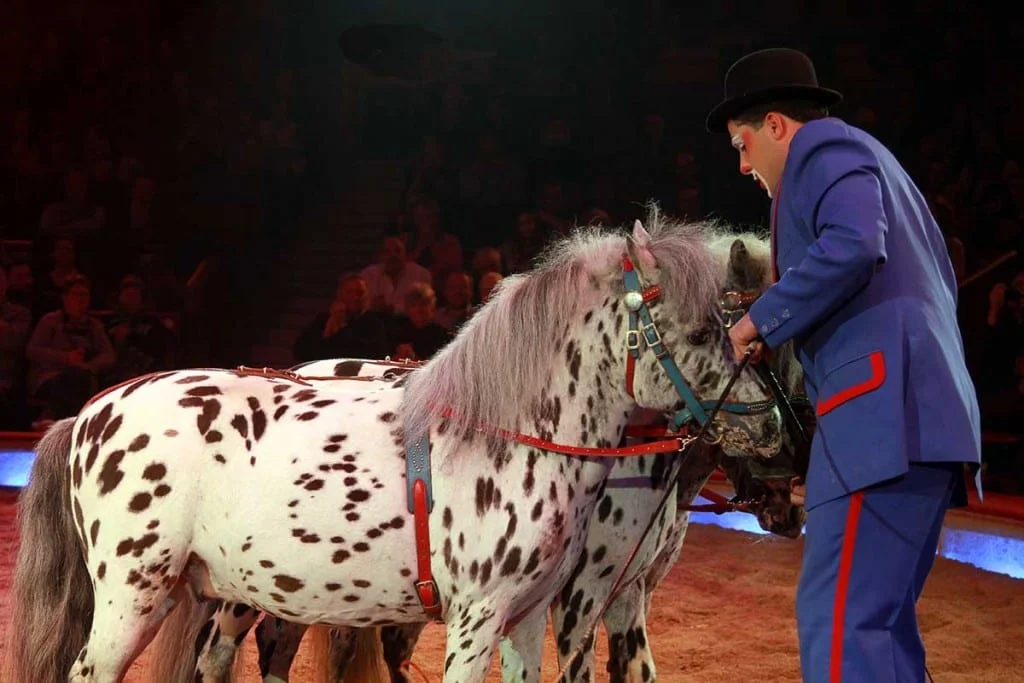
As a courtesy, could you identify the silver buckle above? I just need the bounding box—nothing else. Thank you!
[641,320,663,348]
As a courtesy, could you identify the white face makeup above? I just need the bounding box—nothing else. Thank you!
[731,133,772,199]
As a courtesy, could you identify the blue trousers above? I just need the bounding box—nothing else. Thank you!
[796,463,957,682]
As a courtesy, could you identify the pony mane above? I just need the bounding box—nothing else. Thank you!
[400,206,742,443]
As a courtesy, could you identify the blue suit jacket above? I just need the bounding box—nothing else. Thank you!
[749,118,982,511]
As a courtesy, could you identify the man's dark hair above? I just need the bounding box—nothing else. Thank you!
[731,99,830,130]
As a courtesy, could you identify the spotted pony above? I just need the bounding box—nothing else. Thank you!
[9,213,784,683]
[181,236,810,683]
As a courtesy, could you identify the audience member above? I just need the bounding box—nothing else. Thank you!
[388,282,451,361]
[360,236,432,315]
[26,274,115,422]
[293,273,391,362]
[478,271,503,304]
[434,270,475,332]
[102,274,176,385]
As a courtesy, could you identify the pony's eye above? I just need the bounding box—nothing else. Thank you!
[687,329,710,346]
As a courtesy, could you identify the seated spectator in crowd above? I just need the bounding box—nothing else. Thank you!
[3,260,34,309]
[478,271,503,304]
[39,166,107,239]
[293,273,391,362]
[434,270,475,332]
[102,274,176,385]
[26,274,116,422]
[0,264,33,427]
[35,237,83,317]
[501,211,551,274]
[428,233,465,292]
[470,246,503,281]
[388,282,451,361]
[360,236,432,315]
[400,196,459,270]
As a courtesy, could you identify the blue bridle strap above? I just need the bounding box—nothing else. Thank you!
[623,257,710,426]
[622,255,774,432]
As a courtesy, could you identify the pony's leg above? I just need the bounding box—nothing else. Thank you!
[552,597,598,683]
[255,615,309,682]
[442,600,505,683]
[498,608,546,683]
[69,581,185,682]
[194,602,260,682]
[329,627,359,677]
[604,580,655,683]
[380,624,427,682]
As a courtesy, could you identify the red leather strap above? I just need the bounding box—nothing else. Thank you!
[438,407,692,457]
[625,354,637,398]
[678,486,754,514]
[412,479,442,620]
[502,429,691,457]
[623,283,662,399]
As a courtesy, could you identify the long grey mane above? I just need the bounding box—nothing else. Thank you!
[400,206,755,444]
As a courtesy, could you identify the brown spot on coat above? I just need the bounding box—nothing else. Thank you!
[273,575,305,592]
[142,463,166,481]
[129,492,152,512]
[97,450,126,495]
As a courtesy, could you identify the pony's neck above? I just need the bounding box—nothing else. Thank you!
[523,302,635,449]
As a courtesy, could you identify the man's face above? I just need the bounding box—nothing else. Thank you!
[727,119,781,198]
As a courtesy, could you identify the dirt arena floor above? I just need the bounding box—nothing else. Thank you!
[1,490,1022,682]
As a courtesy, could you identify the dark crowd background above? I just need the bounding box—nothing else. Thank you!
[0,0,1021,490]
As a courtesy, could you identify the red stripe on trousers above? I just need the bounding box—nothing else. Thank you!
[831,490,865,682]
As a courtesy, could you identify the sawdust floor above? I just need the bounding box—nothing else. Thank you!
[1,491,1021,682]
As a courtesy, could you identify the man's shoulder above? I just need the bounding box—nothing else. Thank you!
[786,118,883,197]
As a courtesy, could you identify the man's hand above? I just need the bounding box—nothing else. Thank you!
[727,312,763,363]
[790,476,806,507]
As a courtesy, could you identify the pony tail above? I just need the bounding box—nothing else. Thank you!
[145,591,219,683]
[5,418,91,683]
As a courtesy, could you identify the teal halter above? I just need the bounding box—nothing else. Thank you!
[621,255,776,433]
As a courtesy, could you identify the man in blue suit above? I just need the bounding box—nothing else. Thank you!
[706,48,982,682]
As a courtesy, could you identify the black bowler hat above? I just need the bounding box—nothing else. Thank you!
[705,48,842,133]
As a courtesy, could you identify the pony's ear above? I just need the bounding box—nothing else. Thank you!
[727,237,768,290]
[629,220,658,273]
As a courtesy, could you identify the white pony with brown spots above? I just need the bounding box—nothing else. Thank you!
[7,212,784,683]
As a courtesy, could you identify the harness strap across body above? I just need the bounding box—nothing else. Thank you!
[405,435,442,620]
